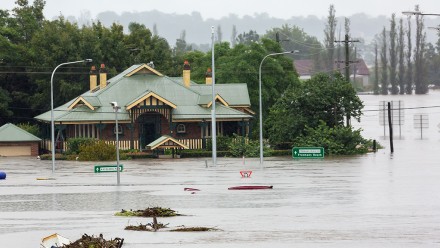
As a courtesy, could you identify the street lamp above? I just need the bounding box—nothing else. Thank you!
[211,26,217,166]
[110,102,121,185]
[258,51,295,165]
[50,59,92,174]
[402,11,440,16]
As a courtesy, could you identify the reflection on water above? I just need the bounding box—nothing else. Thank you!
[0,91,440,247]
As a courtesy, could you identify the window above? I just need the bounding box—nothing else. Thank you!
[113,124,123,134]
[177,124,186,133]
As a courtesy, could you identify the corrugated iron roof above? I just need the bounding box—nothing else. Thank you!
[35,64,252,123]
[0,123,41,142]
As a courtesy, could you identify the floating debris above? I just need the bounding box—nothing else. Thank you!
[170,226,219,232]
[41,233,70,248]
[184,187,200,191]
[125,217,169,232]
[61,233,123,248]
[115,207,181,217]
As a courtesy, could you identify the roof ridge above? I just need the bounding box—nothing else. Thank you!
[165,76,201,95]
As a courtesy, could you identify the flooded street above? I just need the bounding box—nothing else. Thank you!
[1,91,440,247]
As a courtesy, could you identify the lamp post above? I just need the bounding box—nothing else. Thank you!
[428,26,440,31]
[111,102,121,185]
[259,51,295,165]
[402,11,440,16]
[211,26,217,166]
[50,59,92,174]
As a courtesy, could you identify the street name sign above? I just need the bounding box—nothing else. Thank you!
[292,147,324,158]
[94,165,124,173]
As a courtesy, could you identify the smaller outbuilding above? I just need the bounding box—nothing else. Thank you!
[0,123,41,156]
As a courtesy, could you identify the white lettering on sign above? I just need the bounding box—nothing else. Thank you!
[299,149,321,153]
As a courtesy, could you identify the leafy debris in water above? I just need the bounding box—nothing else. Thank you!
[115,207,181,217]
[61,233,123,248]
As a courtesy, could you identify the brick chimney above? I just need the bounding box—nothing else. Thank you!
[183,60,190,88]
[89,66,98,91]
[205,67,212,85]
[99,64,107,89]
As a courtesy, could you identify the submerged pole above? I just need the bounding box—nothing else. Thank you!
[387,102,394,153]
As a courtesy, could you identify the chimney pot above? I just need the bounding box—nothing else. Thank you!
[183,61,191,87]
[99,63,107,89]
[89,66,98,91]
[205,68,212,85]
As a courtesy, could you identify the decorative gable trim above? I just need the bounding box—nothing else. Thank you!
[147,135,189,150]
[207,94,229,108]
[125,64,163,77]
[126,91,177,110]
[68,96,95,110]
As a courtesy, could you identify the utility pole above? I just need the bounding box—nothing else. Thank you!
[334,34,360,86]
[334,34,359,127]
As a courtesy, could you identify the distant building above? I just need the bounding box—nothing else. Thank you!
[35,62,253,151]
[294,59,370,87]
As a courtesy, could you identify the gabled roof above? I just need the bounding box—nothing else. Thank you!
[198,94,229,107]
[68,96,102,110]
[0,123,41,142]
[35,63,252,123]
[125,63,163,77]
[126,91,177,110]
[147,135,189,150]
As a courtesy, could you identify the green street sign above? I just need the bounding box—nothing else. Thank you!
[292,147,324,158]
[94,165,124,173]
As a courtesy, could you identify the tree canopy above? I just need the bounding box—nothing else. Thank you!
[266,72,363,145]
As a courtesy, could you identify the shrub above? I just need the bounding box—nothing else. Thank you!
[78,140,116,161]
[67,138,96,154]
[17,122,40,137]
[294,121,374,155]
[206,135,232,151]
[228,134,272,157]
[179,150,231,158]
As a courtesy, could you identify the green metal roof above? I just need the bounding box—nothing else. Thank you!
[0,123,41,142]
[147,135,189,150]
[35,64,252,123]
[82,96,102,107]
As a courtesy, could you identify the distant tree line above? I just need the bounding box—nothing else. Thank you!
[372,5,440,95]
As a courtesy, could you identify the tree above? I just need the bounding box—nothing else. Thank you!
[216,25,222,43]
[324,5,337,72]
[153,23,158,36]
[231,25,237,47]
[0,88,12,124]
[397,18,405,94]
[380,27,388,95]
[374,42,380,94]
[405,16,413,94]
[265,24,322,60]
[265,72,363,145]
[236,30,259,45]
[389,14,398,94]
[413,5,427,94]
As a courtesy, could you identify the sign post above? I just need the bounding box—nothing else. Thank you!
[94,165,124,173]
[292,147,324,159]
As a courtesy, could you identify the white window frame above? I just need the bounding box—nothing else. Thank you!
[113,124,123,135]
[177,123,186,133]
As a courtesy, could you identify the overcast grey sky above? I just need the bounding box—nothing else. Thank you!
[1,0,440,20]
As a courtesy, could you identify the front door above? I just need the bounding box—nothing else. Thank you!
[138,113,162,150]
[143,122,156,147]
